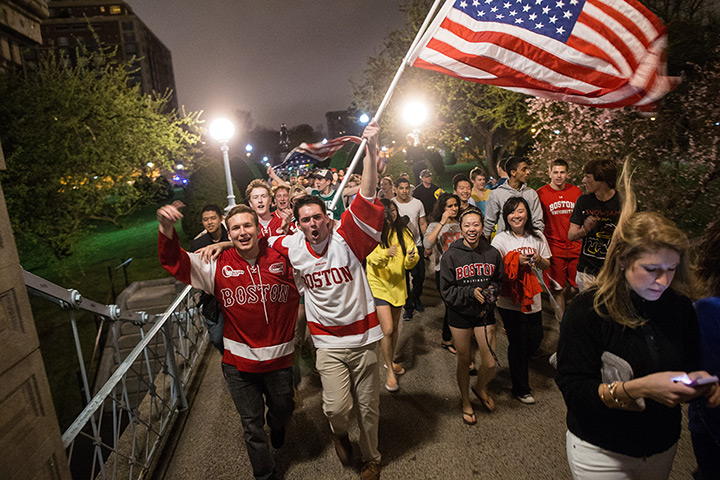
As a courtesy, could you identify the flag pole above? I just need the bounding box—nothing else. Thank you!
[328,0,446,211]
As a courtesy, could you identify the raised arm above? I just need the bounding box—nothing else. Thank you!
[568,222,584,242]
[360,120,380,198]
[267,166,290,187]
[157,200,185,239]
[157,201,215,293]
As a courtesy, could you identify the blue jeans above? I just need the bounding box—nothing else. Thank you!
[692,431,720,480]
[207,313,224,353]
[222,364,295,480]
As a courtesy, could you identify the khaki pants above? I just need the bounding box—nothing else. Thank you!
[315,343,381,463]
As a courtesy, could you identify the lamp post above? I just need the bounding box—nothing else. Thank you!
[210,118,236,210]
[403,101,428,146]
[403,101,429,182]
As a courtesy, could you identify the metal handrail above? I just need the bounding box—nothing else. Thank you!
[61,284,192,447]
[24,269,207,479]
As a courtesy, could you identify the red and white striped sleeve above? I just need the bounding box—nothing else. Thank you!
[338,194,384,261]
[266,235,291,259]
[158,229,216,294]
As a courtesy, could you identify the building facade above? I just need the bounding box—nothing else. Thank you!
[40,0,177,110]
[0,0,48,72]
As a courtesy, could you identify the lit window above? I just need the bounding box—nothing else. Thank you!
[109,5,122,14]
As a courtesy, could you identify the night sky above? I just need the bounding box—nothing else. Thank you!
[127,1,407,132]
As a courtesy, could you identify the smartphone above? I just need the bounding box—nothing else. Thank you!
[688,376,719,387]
[672,374,719,387]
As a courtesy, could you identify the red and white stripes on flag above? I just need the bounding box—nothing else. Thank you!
[295,136,362,159]
[408,0,674,107]
[277,136,362,170]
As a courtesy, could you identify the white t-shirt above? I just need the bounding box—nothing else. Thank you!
[392,197,426,246]
[491,230,551,313]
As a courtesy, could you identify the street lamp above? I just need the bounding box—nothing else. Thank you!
[209,118,236,210]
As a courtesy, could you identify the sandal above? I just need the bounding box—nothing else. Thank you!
[472,386,496,413]
[441,343,457,355]
[462,410,477,425]
[385,382,400,393]
[383,364,406,375]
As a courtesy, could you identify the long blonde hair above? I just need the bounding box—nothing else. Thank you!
[592,161,696,328]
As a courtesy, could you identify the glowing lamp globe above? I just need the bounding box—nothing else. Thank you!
[210,118,235,143]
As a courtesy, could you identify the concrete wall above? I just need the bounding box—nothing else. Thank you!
[0,139,70,478]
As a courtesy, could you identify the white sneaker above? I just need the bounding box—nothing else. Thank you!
[548,352,558,369]
[516,394,536,404]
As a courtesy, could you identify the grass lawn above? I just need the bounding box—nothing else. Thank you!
[23,191,188,430]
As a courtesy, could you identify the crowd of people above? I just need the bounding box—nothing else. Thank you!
[157,123,719,480]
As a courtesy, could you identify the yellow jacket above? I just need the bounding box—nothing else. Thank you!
[366,229,419,307]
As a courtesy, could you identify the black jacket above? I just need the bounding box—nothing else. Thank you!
[556,289,700,458]
[439,238,503,320]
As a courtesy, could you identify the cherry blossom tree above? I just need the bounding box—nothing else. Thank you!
[528,54,720,235]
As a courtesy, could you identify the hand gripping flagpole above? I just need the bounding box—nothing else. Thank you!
[328,0,445,211]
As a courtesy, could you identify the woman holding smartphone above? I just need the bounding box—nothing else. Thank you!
[556,184,720,478]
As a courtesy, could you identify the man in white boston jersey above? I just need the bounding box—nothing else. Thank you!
[268,121,384,479]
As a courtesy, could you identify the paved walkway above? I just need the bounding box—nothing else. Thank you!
[154,280,699,479]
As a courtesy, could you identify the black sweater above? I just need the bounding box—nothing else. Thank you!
[556,289,700,458]
[439,238,503,320]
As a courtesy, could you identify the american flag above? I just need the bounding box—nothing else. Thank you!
[409,0,673,107]
[275,135,362,172]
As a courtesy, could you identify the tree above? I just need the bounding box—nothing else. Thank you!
[289,124,322,146]
[0,45,202,257]
[352,0,533,176]
[527,0,720,235]
[642,0,720,75]
[527,53,720,236]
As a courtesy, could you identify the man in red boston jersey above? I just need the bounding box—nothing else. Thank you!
[537,159,582,321]
[158,202,300,480]
[246,179,292,239]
